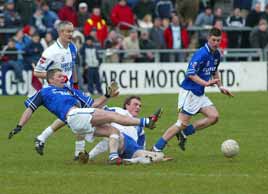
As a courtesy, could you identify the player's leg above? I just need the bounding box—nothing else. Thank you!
[88,138,109,159]
[192,105,219,130]
[35,119,65,155]
[93,124,122,163]
[132,150,165,162]
[153,112,191,152]
[91,108,162,129]
[74,134,86,160]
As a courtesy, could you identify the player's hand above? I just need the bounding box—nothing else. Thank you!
[73,82,79,89]
[219,86,234,97]
[8,125,22,139]
[206,79,220,86]
[104,81,119,98]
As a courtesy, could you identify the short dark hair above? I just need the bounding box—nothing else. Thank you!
[47,68,62,83]
[123,95,141,109]
[209,27,222,37]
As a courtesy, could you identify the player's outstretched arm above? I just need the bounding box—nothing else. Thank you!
[8,108,33,139]
[92,82,120,108]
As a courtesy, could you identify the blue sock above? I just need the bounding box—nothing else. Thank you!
[183,124,196,136]
[154,137,167,151]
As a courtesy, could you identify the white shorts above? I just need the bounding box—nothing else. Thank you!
[66,108,96,135]
[178,88,213,115]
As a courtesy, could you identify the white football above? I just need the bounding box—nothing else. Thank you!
[221,139,239,158]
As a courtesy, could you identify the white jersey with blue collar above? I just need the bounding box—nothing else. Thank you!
[35,39,77,86]
[24,85,94,122]
[105,107,146,148]
[181,43,221,96]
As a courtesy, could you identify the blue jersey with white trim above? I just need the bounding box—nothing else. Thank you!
[181,43,221,96]
[24,85,94,121]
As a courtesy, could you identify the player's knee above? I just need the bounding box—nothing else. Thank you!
[175,120,188,128]
[209,114,219,125]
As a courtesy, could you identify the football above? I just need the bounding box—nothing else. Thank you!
[221,139,239,158]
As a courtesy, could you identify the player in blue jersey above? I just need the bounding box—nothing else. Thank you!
[152,27,234,153]
[30,21,85,158]
[8,69,161,164]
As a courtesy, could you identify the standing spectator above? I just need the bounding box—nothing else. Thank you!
[226,8,245,48]
[110,0,135,35]
[58,0,78,27]
[31,9,47,36]
[84,7,108,47]
[246,2,263,27]
[40,31,55,49]
[154,0,174,19]
[41,1,59,30]
[77,2,90,28]
[0,13,6,47]
[137,14,153,29]
[101,0,117,23]
[249,18,268,48]
[195,6,214,47]
[213,7,226,26]
[133,0,154,21]
[261,3,268,22]
[122,29,142,62]
[1,38,24,83]
[214,20,228,53]
[3,0,22,28]
[80,35,103,95]
[24,33,43,67]
[251,0,268,11]
[104,30,124,63]
[149,16,167,61]
[164,15,190,62]
[139,30,156,62]
[16,0,36,25]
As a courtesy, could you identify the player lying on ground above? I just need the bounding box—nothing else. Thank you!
[8,69,162,164]
[152,27,234,153]
[78,96,168,164]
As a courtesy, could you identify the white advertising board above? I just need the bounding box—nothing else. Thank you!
[100,62,267,94]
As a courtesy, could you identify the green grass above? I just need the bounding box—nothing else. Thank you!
[1,92,268,194]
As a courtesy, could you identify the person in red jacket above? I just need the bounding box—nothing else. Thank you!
[110,0,135,35]
[164,15,190,62]
[214,19,228,53]
[84,7,108,47]
[58,0,78,27]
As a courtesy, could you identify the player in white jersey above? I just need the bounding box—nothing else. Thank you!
[79,96,168,164]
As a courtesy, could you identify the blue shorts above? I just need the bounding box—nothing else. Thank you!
[120,133,143,159]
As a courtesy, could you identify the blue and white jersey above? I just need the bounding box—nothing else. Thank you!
[35,39,77,86]
[105,106,146,149]
[24,85,94,122]
[181,43,221,96]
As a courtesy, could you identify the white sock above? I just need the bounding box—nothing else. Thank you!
[37,126,54,143]
[74,140,85,157]
[88,138,109,159]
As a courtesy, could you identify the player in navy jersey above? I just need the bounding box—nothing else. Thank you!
[153,27,234,153]
[8,69,161,164]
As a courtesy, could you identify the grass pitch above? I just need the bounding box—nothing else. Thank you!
[0,92,268,194]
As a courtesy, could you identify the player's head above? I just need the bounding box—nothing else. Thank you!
[57,21,74,44]
[207,27,222,51]
[123,96,142,117]
[47,68,65,87]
